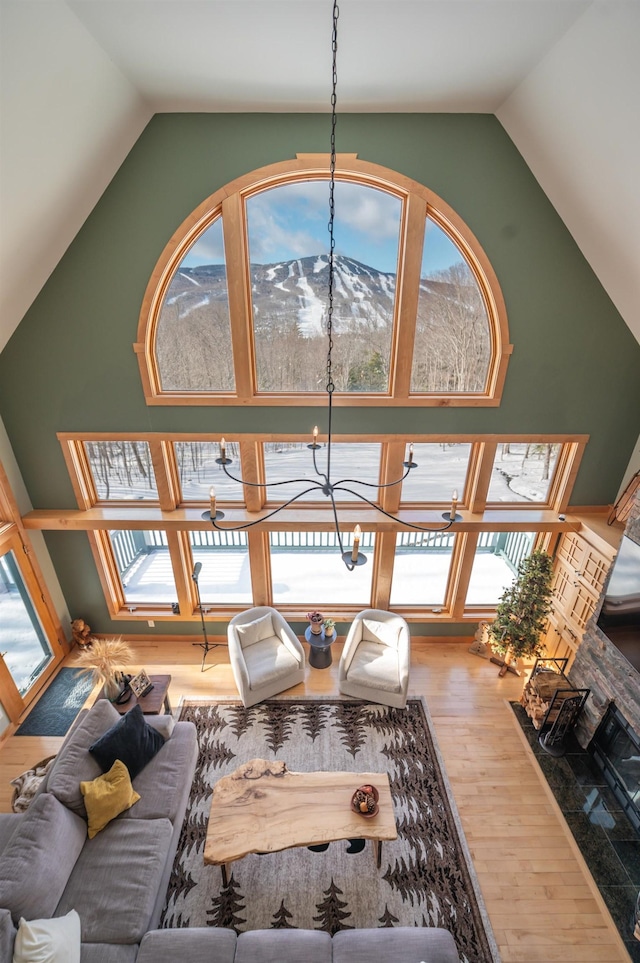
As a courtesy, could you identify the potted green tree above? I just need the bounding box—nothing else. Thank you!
[488,549,554,677]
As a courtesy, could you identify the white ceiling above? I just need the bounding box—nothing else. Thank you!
[1,0,639,355]
[66,0,590,112]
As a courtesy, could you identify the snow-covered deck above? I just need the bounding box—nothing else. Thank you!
[121,545,518,608]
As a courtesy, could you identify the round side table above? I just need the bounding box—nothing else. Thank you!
[305,626,335,669]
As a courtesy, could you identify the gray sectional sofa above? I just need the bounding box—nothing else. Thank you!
[0,698,198,962]
[136,925,460,962]
[0,698,460,963]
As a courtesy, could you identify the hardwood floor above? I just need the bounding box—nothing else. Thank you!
[0,639,631,962]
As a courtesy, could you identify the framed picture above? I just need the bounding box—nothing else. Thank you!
[129,669,154,699]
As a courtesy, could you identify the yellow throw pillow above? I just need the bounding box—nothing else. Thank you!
[80,759,140,838]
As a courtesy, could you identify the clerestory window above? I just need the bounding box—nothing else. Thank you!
[136,155,511,405]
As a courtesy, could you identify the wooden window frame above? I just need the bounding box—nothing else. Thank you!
[134,154,512,407]
[59,432,585,512]
[0,525,66,721]
[0,460,67,719]
[38,432,589,621]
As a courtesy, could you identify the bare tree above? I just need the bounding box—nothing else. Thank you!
[412,263,490,392]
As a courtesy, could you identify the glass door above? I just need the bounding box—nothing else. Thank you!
[0,550,54,694]
[0,530,62,726]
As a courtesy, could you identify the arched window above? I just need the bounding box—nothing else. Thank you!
[155,215,233,393]
[412,215,491,393]
[136,155,511,406]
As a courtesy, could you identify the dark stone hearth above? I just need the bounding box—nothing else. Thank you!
[549,781,597,813]
[565,752,608,787]
[582,784,627,822]
[562,812,628,887]
[511,702,640,955]
[603,808,640,841]
[612,840,640,886]
[600,886,640,963]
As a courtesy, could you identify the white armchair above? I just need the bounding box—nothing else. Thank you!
[227,606,306,707]
[338,608,410,708]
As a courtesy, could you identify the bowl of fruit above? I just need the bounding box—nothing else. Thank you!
[351,784,379,818]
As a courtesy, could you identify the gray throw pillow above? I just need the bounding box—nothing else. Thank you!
[145,713,175,741]
[0,908,16,962]
[46,700,121,817]
[0,793,85,924]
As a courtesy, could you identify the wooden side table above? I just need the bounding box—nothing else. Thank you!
[99,673,172,715]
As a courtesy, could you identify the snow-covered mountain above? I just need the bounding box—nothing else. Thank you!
[168,255,400,335]
[166,253,462,337]
[159,253,486,392]
[250,254,396,336]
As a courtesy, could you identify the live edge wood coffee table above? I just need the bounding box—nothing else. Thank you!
[204,758,397,884]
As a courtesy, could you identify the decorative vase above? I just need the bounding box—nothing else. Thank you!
[103,674,122,701]
[75,636,133,699]
[310,620,322,635]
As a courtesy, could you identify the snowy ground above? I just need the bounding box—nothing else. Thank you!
[114,442,550,608]
[0,594,53,694]
[120,543,517,609]
[91,440,558,504]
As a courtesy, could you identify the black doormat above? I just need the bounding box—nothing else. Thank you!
[15,668,94,736]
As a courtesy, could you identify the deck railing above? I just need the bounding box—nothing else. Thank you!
[112,527,533,579]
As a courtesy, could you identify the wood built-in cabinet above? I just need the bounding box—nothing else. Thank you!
[542,520,620,670]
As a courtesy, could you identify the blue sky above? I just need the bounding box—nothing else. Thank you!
[182,180,463,276]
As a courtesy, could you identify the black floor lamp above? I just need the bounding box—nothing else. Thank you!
[192,562,217,671]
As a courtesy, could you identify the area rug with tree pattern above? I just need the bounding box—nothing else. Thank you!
[160,697,499,963]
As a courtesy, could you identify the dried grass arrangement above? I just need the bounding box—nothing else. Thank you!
[75,636,133,700]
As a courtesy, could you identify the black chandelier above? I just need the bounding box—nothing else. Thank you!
[203,0,460,571]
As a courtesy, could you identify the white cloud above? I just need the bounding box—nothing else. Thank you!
[188,218,225,263]
[334,182,400,241]
[185,179,401,269]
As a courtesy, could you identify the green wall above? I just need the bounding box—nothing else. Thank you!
[1,113,638,634]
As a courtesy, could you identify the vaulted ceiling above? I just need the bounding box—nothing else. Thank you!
[1,1,638,356]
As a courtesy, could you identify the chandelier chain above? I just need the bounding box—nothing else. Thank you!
[326,0,339,397]
[204,0,458,569]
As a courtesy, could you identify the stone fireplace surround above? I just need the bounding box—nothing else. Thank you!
[569,498,640,750]
[567,495,640,954]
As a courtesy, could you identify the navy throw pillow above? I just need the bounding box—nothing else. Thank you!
[89,704,164,780]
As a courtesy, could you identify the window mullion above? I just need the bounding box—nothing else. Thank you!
[391,193,426,399]
[90,531,126,618]
[168,530,191,616]
[448,531,477,618]
[248,529,271,606]
[61,439,97,509]
[381,442,405,514]
[239,441,264,512]
[222,193,254,400]
[548,442,585,514]
[467,442,498,514]
[149,440,179,510]
[371,531,396,610]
